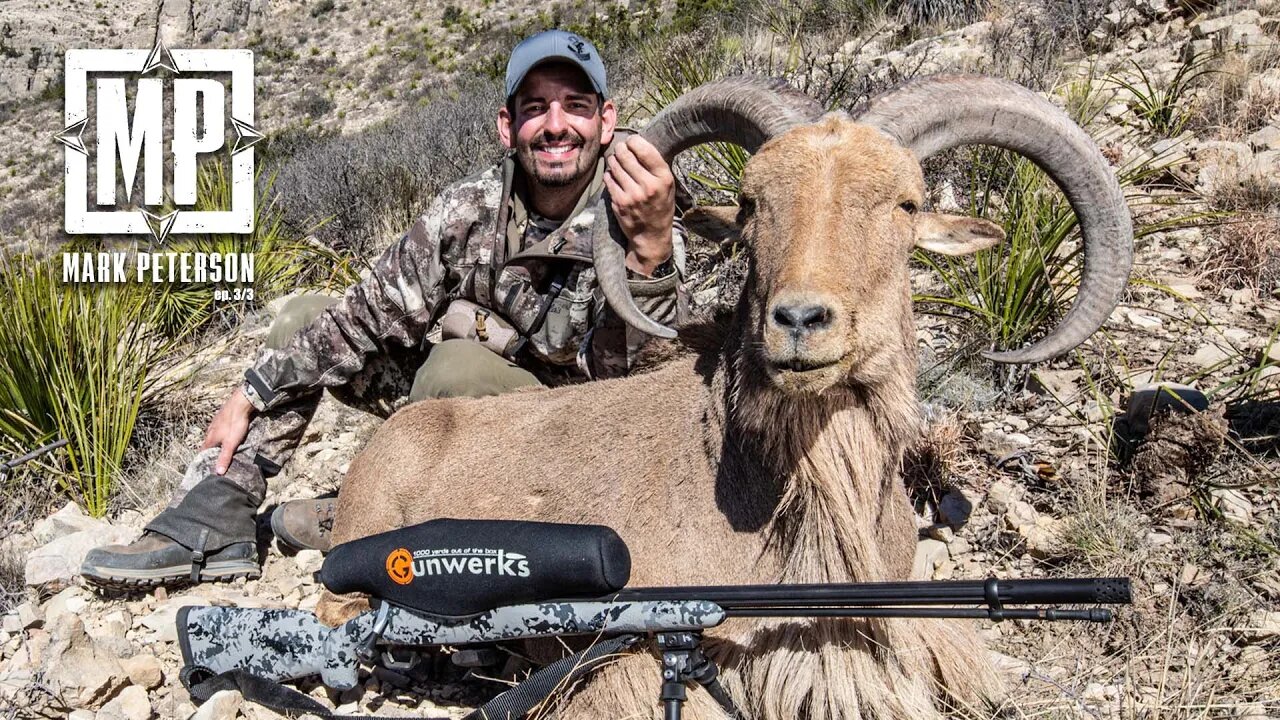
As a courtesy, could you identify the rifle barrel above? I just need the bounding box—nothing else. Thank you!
[1,438,68,471]
[611,578,1130,608]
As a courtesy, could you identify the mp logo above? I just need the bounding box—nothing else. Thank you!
[55,40,261,244]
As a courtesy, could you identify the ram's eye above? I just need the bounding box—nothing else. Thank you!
[898,201,918,215]
[738,197,756,221]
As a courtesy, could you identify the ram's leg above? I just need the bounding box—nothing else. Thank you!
[549,649,733,720]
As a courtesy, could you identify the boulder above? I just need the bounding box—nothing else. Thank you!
[120,653,164,690]
[37,615,129,712]
[912,539,949,580]
[94,685,151,720]
[31,502,102,545]
[25,525,134,592]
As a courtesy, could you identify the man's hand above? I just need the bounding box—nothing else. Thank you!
[604,136,675,277]
[201,386,256,475]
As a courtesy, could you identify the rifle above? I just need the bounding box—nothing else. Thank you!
[177,519,1132,720]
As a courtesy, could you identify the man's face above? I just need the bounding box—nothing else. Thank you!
[498,62,617,188]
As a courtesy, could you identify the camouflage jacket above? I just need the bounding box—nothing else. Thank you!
[241,155,688,413]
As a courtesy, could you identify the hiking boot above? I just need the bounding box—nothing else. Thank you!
[270,497,337,553]
[81,532,259,593]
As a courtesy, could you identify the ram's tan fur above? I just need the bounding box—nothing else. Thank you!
[319,117,1006,719]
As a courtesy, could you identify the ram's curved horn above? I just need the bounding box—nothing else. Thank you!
[593,77,824,339]
[856,75,1133,364]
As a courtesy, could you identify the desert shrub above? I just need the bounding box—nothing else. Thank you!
[269,74,504,256]
[1200,215,1280,294]
[984,0,1110,90]
[0,259,159,517]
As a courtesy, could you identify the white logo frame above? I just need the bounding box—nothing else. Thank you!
[59,44,259,242]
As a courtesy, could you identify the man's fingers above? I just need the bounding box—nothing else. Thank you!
[215,442,235,475]
[606,156,640,197]
[612,143,654,188]
[625,136,672,178]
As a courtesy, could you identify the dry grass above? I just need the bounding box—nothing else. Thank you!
[1199,215,1280,293]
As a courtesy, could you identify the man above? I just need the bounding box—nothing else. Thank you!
[81,30,686,590]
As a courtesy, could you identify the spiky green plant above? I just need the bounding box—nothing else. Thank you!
[0,259,158,516]
[1108,52,1217,139]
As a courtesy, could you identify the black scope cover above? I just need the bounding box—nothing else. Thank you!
[320,518,632,618]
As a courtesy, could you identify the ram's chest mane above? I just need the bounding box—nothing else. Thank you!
[718,354,922,586]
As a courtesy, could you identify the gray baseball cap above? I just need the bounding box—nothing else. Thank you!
[505,30,607,101]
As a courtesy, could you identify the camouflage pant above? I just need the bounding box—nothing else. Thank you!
[168,295,542,507]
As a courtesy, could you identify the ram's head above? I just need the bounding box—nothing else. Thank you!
[590,77,1133,395]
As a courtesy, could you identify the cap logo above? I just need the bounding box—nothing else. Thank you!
[566,35,591,62]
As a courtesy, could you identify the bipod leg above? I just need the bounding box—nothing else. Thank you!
[656,632,746,720]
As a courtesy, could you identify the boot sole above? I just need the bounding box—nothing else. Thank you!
[81,560,261,593]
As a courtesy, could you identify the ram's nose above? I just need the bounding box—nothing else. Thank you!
[770,301,834,337]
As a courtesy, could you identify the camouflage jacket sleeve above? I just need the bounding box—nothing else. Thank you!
[241,191,463,412]
[585,218,690,379]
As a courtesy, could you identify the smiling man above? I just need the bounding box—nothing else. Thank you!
[81,30,686,591]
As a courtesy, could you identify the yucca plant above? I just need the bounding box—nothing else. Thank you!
[1108,52,1217,139]
[0,258,158,516]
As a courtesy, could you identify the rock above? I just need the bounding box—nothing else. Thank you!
[1192,10,1261,38]
[14,602,41,630]
[1127,310,1163,329]
[294,549,324,575]
[1189,344,1232,370]
[1193,141,1254,196]
[927,525,955,543]
[1247,125,1280,152]
[1239,610,1280,642]
[25,525,134,591]
[38,614,130,711]
[43,586,90,626]
[1212,489,1253,524]
[191,689,243,720]
[1004,502,1063,558]
[140,596,209,644]
[912,539,949,580]
[1027,369,1082,400]
[95,685,151,720]
[1247,69,1280,101]
[32,502,103,545]
[69,711,95,720]
[986,480,1021,514]
[938,489,974,528]
[120,653,163,690]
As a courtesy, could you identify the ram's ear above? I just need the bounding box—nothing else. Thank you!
[914,213,1006,256]
[683,206,742,244]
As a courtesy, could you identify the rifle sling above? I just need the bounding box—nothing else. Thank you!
[187,634,642,720]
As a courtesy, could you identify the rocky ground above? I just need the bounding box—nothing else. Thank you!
[1,0,1278,718]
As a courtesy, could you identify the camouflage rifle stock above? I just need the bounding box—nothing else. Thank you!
[179,599,724,690]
